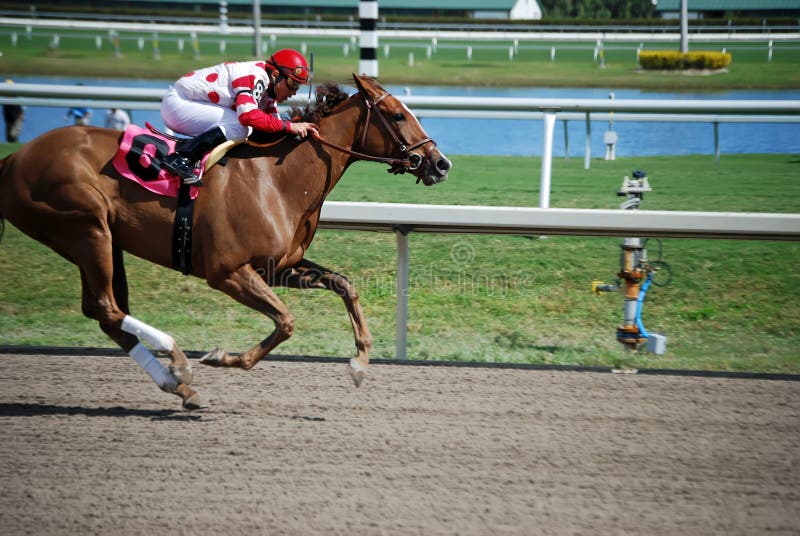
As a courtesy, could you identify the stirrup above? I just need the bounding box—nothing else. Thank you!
[182,174,204,186]
[162,154,202,185]
[162,155,193,176]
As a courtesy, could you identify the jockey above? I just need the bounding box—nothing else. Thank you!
[160,48,319,185]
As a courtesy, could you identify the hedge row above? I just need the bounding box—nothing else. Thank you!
[638,50,732,70]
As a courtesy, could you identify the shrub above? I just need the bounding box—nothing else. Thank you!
[639,50,732,70]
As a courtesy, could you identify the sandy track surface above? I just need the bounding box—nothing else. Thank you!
[0,352,798,535]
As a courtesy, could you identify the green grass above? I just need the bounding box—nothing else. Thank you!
[1,24,797,371]
[1,27,799,89]
[1,145,798,373]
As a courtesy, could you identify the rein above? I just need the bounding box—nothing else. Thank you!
[310,131,408,168]
[311,88,435,175]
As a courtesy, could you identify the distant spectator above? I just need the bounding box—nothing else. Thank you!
[105,107,131,131]
[66,106,91,126]
[3,79,24,143]
[66,82,91,126]
[3,104,23,142]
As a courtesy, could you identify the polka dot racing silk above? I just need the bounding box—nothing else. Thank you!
[173,61,289,133]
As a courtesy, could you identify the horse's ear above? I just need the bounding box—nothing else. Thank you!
[353,73,384,100]
[352,73,367,94]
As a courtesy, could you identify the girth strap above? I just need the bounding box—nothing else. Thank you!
[171,181,194,276]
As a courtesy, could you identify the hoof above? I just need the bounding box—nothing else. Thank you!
[349,358,367,387]
[175,384,208,411]
[182,392,209,411]
[169,364,193,385]
[199,347,226,367]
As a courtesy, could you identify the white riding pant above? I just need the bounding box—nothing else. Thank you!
[160,86,251,140]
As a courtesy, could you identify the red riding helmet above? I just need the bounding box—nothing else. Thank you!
[267,49,310,85]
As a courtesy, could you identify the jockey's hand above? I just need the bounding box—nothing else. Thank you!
[289,122,319,138]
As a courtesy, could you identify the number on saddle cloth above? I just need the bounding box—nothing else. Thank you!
[128,133,171,182]
[114,125,177,181]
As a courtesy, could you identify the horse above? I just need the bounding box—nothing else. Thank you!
[0,74,451,409]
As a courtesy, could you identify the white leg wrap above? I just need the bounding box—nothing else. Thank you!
[121,315,175,352]
[129,343,179,393]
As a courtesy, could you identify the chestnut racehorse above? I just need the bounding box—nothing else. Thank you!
[0,75,451,409]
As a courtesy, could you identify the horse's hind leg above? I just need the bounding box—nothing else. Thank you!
[279,259,373,387]
[110,245,193,386]
[111,245,131,315]
[65,222,203,409]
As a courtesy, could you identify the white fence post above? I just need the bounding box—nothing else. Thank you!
[584,113,592,170]
[540,112,556,209]
[395,227,410,360]
[359,0,379,77]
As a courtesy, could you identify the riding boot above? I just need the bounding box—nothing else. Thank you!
[161,127,228,185]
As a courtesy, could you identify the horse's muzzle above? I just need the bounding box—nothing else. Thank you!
[421,151,451,186]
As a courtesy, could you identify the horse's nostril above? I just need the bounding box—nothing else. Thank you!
[436,158,451,172]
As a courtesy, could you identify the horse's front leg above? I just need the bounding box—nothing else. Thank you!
[279,259,373,387]
[199,264,295,370]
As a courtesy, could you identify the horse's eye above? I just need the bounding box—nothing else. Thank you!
[392,113,406,122]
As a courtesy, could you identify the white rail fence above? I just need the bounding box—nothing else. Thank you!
[323,202,799,359]
[320,202,800,240]
[3,16,799,43]
[2,84,799,358]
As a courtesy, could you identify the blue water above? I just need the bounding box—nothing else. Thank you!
[5,75,800,157]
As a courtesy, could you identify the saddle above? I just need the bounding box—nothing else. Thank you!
[112,124,243,199]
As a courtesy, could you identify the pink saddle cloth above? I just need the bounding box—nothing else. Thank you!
[112,125,203,199]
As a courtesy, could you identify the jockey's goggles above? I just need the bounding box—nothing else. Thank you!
[285,76,300,90]
[275,65,309,90]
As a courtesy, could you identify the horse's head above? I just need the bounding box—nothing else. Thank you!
[352,75,451,186]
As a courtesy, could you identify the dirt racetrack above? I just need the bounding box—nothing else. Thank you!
[0,351,798,535]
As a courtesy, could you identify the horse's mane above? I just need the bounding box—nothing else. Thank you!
[246,82,351,145]
[286,82,352,123]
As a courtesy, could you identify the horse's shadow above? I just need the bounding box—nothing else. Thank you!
[0,402,201,421]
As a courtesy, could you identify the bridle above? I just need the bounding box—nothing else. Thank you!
[311,88,435,176]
